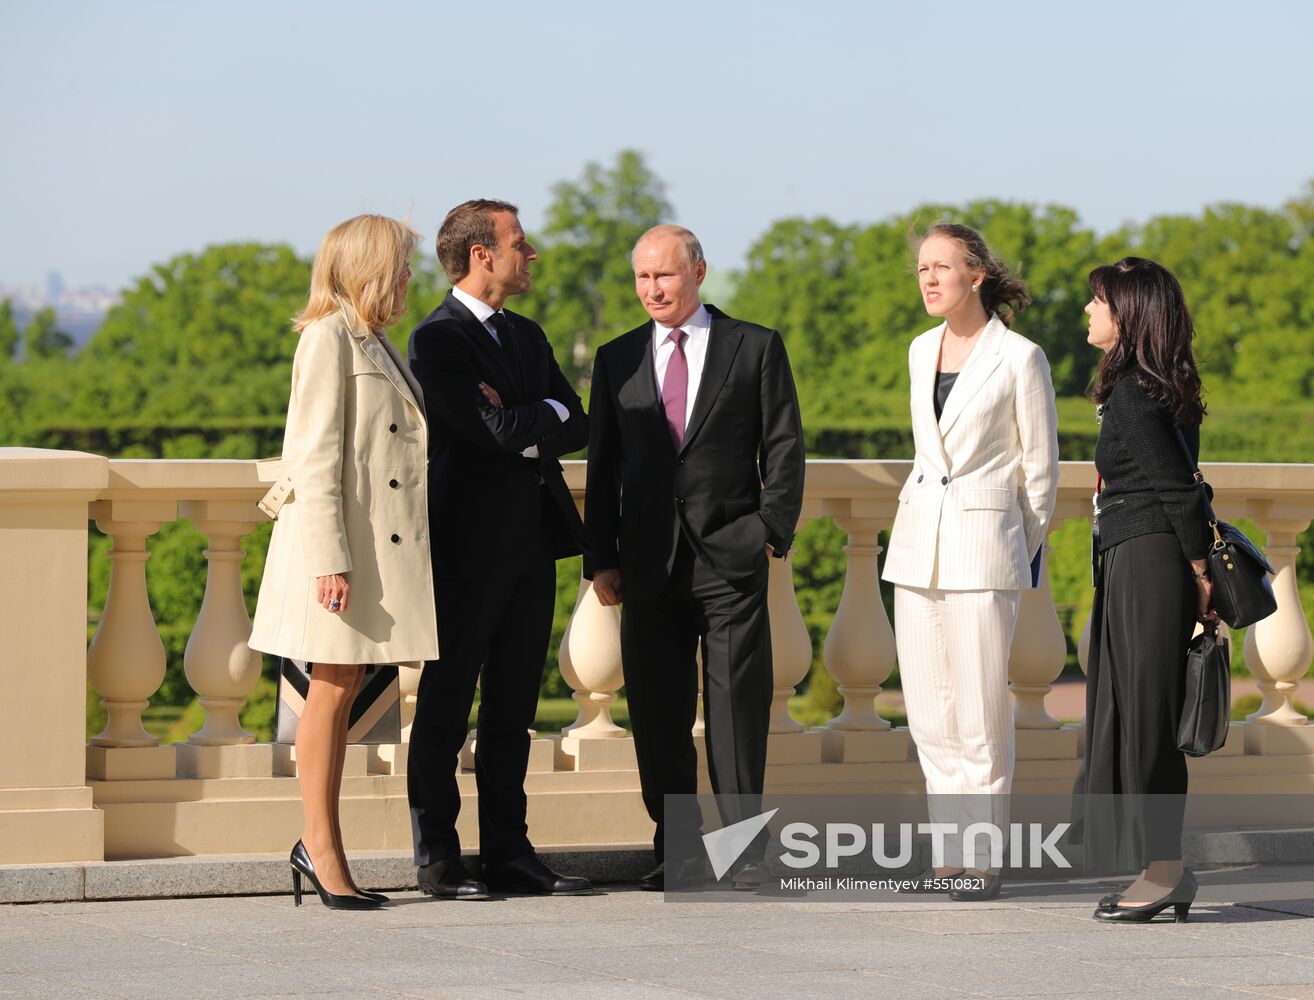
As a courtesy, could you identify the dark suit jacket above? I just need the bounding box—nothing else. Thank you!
[584,304,805,601]
[408,291,588,579]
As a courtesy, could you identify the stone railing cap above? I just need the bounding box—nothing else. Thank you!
[0,448,109,492]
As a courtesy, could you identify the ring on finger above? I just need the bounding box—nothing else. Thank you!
[328,599,342,611]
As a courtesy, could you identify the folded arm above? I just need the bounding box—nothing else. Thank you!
[409,324,558,455]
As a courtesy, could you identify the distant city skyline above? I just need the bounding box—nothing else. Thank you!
[3,1,1313,291]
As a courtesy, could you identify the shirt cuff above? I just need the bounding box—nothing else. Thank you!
[520,445,540,459]
[544,399,569,422]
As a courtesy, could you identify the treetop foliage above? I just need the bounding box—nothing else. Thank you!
[2,152,1311,454]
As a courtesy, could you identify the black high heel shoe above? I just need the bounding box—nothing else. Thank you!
[1092,869,1196,923]
[290,841,380,910]
[354,889,389,904]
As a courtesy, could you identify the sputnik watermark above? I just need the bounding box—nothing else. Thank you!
[779,821,1072,870]
[701,808,779,880]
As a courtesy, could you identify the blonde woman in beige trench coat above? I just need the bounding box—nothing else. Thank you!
[249,214,438,909]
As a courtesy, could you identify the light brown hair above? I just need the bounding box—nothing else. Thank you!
[294,214,420,332]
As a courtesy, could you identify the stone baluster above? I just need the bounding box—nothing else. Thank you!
[768,545,813,734]
[1008,539,1068,728]
[823,516,896,730]
[87,499,176,747]
[1243,507,1314,725]
[398,662,422,742]
[559,575,626,740]
[178,500,266,746]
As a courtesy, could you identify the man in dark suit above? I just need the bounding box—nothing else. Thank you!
[584,224,805,890]
[407,199,592,899]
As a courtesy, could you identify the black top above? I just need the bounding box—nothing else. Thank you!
[1094,377,1211,559]
[933,370,959,421]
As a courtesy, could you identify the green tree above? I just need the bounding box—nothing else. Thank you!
[0,299,18,361]
[23,307,74,359]
[518,149,672,384]
[77,244,309,423]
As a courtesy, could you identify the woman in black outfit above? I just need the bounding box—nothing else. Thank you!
[1079,257,1216,923]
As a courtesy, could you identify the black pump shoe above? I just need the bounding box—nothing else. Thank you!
[290,841,380,910]
[354,889,390,904]
[1093,869,1197,923]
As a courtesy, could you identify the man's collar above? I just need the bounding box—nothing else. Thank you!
[452,285,498,324]
[653,302,711,340]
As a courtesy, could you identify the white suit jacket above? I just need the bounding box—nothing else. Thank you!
[250,309,439,665]
[883,315,1059,591]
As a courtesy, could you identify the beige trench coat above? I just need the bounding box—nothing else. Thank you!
[249,309,439,665]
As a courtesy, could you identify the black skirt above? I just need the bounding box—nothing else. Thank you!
[1079,532,1197,873]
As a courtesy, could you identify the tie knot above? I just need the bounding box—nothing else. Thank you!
[668,328,687,348]
[489,311,512,333]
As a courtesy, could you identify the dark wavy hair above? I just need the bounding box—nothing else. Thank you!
[1087,257,1205,426]
[915,223,1032,327]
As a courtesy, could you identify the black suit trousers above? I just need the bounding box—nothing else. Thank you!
[407,525,556,867]
[621,535,772,859]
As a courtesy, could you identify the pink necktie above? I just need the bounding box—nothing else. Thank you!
[662,328,688,448]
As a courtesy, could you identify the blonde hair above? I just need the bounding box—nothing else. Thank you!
[294,214,421,332]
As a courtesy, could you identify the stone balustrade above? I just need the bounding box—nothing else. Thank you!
[1,449,1312,865]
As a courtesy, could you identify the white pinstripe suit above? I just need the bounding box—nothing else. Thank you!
[884,315,1058,865]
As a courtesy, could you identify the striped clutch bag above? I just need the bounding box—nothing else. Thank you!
[274,659,402,745]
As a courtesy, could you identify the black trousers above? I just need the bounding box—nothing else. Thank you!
[621,535,773,859]
[1080,531,1195,873]
[407,534,556,867]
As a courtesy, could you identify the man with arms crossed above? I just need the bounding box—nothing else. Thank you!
[585,224,805,890]
[407,200,591,898]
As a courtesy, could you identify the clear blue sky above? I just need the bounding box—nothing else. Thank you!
[2,0,1312,290]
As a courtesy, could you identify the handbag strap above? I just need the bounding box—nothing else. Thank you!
[1173,425,1223,548]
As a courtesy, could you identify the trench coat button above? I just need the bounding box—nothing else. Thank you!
[941,476,949,485]
[390,533,401,544]
[917,474,923,483]
[389,423,398,433]
[389,479,400,489]
[676,497,686,505]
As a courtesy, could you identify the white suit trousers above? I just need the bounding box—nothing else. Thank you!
[895,585,1021,870]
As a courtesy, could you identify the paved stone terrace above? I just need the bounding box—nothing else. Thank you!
[2,867,1313,999]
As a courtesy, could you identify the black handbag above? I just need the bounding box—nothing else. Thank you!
[1177,621,1230,757]
[1174,428,1277,629]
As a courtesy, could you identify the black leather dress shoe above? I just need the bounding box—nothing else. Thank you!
[729,862,770,891]
[417,856,490,900]
[638,863,665,892]
[948,872,1002,902]
[482,853,593,896]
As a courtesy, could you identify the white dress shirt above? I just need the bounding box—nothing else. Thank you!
[451,286,566,457]
[652,302,712,429]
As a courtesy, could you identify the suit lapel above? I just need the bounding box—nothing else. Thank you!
[443,292,519,390]
[912,327,952,473]
[498,313,531,397]
[679,308,743,455]
[937,315,1006,436]
[615,324,672,453]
